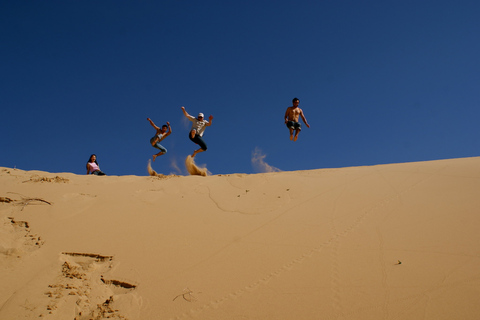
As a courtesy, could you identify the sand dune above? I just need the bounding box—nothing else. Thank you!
[1,157,480,319]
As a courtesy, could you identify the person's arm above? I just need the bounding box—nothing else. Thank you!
[300,110,310,128]
[147,118,160,130]
[86,163,91,175]
[181,106,191,118]
[284,107,290,123]
[181,106,196,122]
[165,121,172,137]
[206,115,213,126]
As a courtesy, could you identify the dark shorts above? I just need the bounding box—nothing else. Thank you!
[286,121,301,130]
[189,133,207,151]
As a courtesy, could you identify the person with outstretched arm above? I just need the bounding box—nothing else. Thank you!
[147,118,172,161]
[181,106,213,158]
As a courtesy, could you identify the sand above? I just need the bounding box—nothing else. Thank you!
[1,157,480,319]
[185,155,209,176]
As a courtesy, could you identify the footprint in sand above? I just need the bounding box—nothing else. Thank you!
[40,252,140,319]
[0,216,44,265]
[23,175,69,183]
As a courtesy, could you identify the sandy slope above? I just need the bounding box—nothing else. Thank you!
[1,157,480,319]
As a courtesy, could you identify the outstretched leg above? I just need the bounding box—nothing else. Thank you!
[152,141,167,161]
[189,133,208,158]
[153,151,165,161]
[192,148,205,158]
[289,127,294,140]
[190,134,207,158]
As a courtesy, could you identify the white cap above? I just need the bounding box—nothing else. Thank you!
[198,113,204,118]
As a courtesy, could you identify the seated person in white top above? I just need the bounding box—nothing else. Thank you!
[86,154,106,175]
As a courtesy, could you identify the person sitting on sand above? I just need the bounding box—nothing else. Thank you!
[86,154,106,175]
[284,97,310,141]
[181,106,213,158]
[147,118,172,161]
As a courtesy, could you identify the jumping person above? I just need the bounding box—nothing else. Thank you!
[147,118,172,161]
[181,106,213,158]
[284,97,310,141]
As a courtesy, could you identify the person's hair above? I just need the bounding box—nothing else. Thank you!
[86,154,99,170]
[292,97,299,103]
[162,125,168,129]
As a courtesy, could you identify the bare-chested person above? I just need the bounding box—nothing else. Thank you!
[284,97,310,141]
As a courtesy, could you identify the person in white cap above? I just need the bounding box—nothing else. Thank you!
[181,106,214,158]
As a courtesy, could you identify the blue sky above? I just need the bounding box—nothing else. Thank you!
[1,1,479,176]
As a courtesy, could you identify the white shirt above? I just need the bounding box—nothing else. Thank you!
[187,115,209,137]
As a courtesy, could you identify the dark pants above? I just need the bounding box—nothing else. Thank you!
[189,133,207,151]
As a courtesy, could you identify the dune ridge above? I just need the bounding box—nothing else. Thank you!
[1,157,480,319]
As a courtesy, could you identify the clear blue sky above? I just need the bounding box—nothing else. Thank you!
[1,1,479,176]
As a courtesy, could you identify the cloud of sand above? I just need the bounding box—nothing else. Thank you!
[169,157,183,175]
[251,147,281,173]
[147,159,161,177]
[181,114,191,129]
[147,160,183,180]
[185,155,208,176]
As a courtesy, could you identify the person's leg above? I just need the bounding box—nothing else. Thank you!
[293,122,301,141]
[153,144,167,161]
[190,128,197,139]
[192,135,207,157]
[294,130,299,141]
[150,136,158,147]
[153,151,165,161]
[192,148,204,158]
[286,121,294,140]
